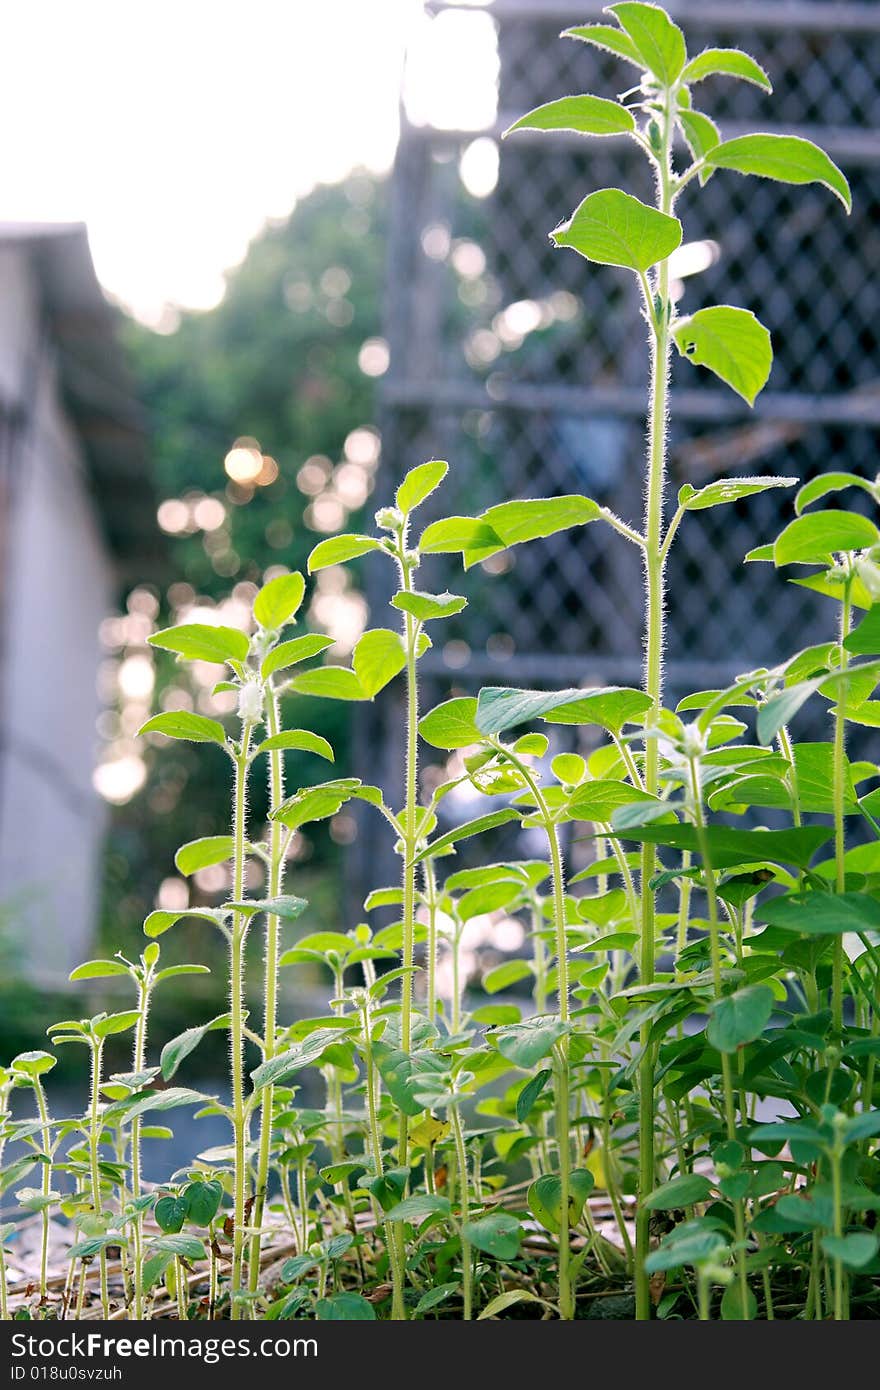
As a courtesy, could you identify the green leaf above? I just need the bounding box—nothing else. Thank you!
[612,822,831,871]
[109,1087,210,1124]
[570,781,662,823]
[416,808,521,861]
[418,697,481,749]
[821,1233,879,1270]
[396,459,448,514]
[483,959,534,995]
[757,662,880,745]
[183,1179,223,1227]
[373,1045,446,1117]
[414,1282,460,1315]
[144,907,226,938]
[148,623,249,665]
[607,4,686,83]
[260,634,334,680]
[476,685,582,735]
[774,511,878,565]
[481,496,601,550]
[754,892,880,935]
[147,1233,206,1262]
[504,95,634,140]
[253,572,305,630]
[679,476,795,511]
[478,1290,546,1320]
[844,605,880,657]
[707,985,774,1053]
[463,1211,522,1261]
[272,780,360,830]
[316,1292,376,1320]
[10,1051,56,1077]
[384,1194,451,1224]
[391,590,467,622]
[561,24,642,67]
[491,1015,568,1069]
[476,683,649,737]
[291,667,367,701]
[796,472,877,515]
[160,1013,233,1080]
[175,836,234,876]
[516,1069,552,1123]
[543,686,652,733]
[227,895,308,922]
[307,534,382,572]
[673,307,772,405]
[139,712,227,746]
[94,1011,140,1040]
[418,516,502,560]
[257,730,334,762]
[644,1173,713,1210]
[352,628,406,697]
[682,48,771,91]
[679,109,720,164]
[706,134,852,212]
[552,189,682,273]
[251,1026,349,1090]
[69,959,131,982]
[155,1195,187,1233]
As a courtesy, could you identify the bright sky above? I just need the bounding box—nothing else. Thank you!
[1,1,497,325]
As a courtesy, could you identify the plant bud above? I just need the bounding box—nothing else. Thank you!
[353,923,371,946]
[238,681,264,723]
[375,506,403,533]
[680,722,706,759]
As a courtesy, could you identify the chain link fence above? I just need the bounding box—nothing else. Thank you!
[348,0,880,905]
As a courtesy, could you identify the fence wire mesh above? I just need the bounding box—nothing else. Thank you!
[348,0,880,906]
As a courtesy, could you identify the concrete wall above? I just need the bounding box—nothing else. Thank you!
[0,242,111,986]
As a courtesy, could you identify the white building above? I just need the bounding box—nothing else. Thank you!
[0,223,148,985]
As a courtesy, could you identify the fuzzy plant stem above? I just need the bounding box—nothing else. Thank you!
[88,1038,110,1318]
[449,1103,473,1320]
[359,997,406,1320]
[832,582,852,1033]
[635,86,674,1323]
[506,748,573,1319]
[688,756,750,1315]
[33,1078,53,1304]
[249,684,285,1294]
[229,723,254,1319]
[130,976,150,1319]
[397,555,421,1131]
[423,856,439,1025]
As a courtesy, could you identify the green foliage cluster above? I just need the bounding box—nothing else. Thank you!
[3,6,877,1324]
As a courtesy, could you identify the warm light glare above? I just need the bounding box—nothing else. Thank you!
[224,445,263,484]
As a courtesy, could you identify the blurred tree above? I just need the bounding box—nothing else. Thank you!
[99,172,388,985]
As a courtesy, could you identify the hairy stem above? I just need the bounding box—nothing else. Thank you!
[229,726,253,1319]
[450,1103,473,1320]
[130,976,150,1319]
[832,582,852,1032]
[31,1079,52,1304]
[249,685,285,1293]
[635,86,674,1324]
[88,1039,110,1319]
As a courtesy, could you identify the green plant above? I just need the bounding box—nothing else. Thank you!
[2,3,878,1325]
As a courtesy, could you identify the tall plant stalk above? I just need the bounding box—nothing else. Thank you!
[634,84,674,1323]
[87,1037,110,1319]
[229,722,254,1318]
[249,683,285,1292]
[832,578,853,1032]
